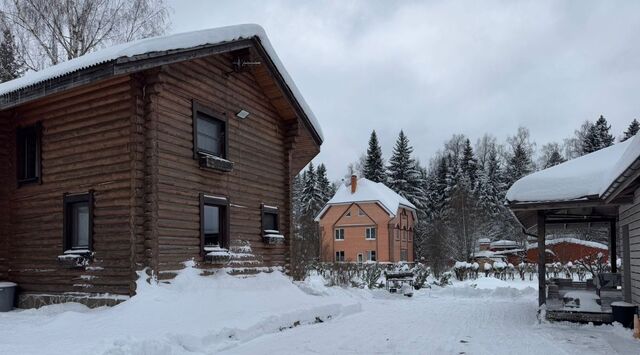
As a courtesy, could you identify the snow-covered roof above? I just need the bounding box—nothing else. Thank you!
[477,238,491,243]
[314,177,416,221]
[0,24,323,141]
[526,238,607,250]
[506,134,640,203]
[489,240,518,248]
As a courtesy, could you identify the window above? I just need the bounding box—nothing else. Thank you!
[63,192,93,252]
[335,228,345,240]
[345,211,351,217]
[367,250,377,262]
[262,205,279,233]
[200,194,229,251]
[365,227,376,240]
[395,228,400,241]
[16,123,41,185]
[193,102,227,159]
[402,229,407,241]
[358,208,365,216]
[357,253,363,263]
[400,249,408,262]
[335,251,345,262]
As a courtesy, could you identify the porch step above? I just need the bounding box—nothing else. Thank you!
[226,240,267,276]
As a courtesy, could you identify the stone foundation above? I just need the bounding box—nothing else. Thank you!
[18,292,128,309]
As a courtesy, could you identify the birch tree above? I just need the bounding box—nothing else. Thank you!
[1,0,170,70]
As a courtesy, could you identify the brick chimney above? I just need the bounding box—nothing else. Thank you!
[351,175,357,194]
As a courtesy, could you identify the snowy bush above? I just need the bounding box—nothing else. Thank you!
[412,263,431,290]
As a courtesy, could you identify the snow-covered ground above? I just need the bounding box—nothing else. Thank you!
[0,265,637,355]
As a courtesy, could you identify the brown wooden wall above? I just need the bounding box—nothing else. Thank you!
[1,76,138,296]
[148,53,294,274]
[0,112,9,279]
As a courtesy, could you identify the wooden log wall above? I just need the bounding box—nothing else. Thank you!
[151,53,293,273]
[3,76,138,296]
[0,112,10,279]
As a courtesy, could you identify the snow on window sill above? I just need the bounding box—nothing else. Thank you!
[263,233,285,245]
[57,250,93,269]
[204,245,231,264]
[198,154,234,172]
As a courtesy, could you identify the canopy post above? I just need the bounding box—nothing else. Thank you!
[610,219,617,274]
[537,211,546,307]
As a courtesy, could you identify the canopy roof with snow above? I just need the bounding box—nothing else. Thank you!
[0,24,323,143]
[314,177,416,221]
[507,133,640,205]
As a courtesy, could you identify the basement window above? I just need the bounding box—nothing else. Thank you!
[63,192,93,253]
[200,194,229,252]
[16,123,41,185]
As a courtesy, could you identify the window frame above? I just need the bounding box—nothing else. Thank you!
[400,249,408,262]
[16,122,42,186]
[365,227,376,240]
[335,250,345,262]
[200,194,230,254]
[261,204,279,234]
[357,253,363,263]
[192,101,228,160]
[334,228,345,241]
[358,207,365,216]
[367,250,377,262]
[63,191,94,253]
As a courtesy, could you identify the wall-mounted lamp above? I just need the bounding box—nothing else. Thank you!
[236,110,250,119]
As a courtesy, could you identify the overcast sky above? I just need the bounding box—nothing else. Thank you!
[168,0,640,181]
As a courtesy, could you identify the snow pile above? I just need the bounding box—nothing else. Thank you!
[526,237,608,250]
[0,262,360,355]
[315,177,415,220]
[506,135,639,203]
[0,24,323,140]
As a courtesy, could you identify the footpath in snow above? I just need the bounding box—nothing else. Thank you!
[0,262,360,355]
[0,266,638,354]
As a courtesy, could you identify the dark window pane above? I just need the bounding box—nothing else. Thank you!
[72,202,89,249]
[197,116,223,156]
[263,212,278,231]
[18,127,38,181]
[204,205,221,246]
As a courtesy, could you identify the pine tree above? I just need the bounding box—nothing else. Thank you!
[594,115,614,148]
[301,163,322,216]
[622,119,640,142]
[505,142,533,188]
[540,142,566,169]
[363,130,386,183]
[583,115,614,154]
[387,131,425,207]
[460,138,478,185]
[0,28,22,82]
[316,163,335,204]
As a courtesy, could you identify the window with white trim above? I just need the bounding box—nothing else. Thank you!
[365,227,376,240]
[357,253,363,263]
[335,250,345,262]
[335,228,345,240]
[367,250,376,262]
[358,208,365,216]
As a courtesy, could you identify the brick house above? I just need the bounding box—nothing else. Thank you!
[315,176,416,263]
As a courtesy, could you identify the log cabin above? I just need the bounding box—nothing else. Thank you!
[315,175,416,263]
[0,24,323,308]
[507,134,640,321]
